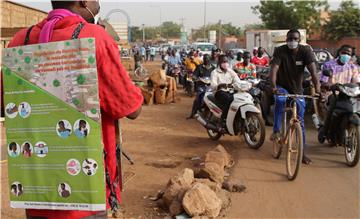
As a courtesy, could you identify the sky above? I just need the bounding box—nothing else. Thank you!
[11,0,343,32]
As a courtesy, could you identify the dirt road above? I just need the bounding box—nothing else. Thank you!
[1,61,359,218]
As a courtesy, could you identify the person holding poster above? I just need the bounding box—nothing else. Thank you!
[4,1,143,219]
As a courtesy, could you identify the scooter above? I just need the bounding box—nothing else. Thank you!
[317,82,360,167]
[195,80,266,149]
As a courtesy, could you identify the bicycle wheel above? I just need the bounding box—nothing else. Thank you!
[286,122,303,181]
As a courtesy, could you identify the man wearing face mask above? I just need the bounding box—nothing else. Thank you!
[187,54,215,119]
[270,29,320,165]
[318,45,359,141]
[5,1,143,218]
[211,55,242,122]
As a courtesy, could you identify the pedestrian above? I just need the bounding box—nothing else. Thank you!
[4,1,143,218]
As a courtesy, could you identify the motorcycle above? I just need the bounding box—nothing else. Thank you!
[317,82,360,167]
[185,71,195,97]
[195,80,266,149]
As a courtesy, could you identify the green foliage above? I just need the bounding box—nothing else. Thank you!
[323,0,360,40]
[130,21,182,42]
[252,0,329,34]
[192,22,242,41]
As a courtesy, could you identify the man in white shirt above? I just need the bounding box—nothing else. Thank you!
[211,54,242,121]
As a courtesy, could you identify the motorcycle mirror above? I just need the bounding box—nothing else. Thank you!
[322,69,333,77]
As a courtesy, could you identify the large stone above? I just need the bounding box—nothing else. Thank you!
[197,162,225,184]
[216,189,231,210]
[182,183,222,218]
[169,199,184,216]
[193,178,221,193]
[163,168,194,207]
[212,144,234,168]
[204,151,227,169]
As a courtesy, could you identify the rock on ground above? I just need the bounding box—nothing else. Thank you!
[163,168,194,207]
[182,183,222,218]
[197,162,225,184]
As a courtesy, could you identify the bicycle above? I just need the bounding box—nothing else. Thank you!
[272,93,318,180]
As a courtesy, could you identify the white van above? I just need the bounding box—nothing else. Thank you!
[191,42,217,55]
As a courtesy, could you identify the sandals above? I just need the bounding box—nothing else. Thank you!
[302,155,312,165]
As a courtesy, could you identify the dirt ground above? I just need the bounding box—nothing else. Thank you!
[1,60,359,219]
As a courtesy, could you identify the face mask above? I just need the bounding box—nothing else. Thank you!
[339,54,351,64]
[220,62,229,70]
[287,41,299,50]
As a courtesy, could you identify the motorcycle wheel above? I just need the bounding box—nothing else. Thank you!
[344,124,360,167]
[243,112,265,149]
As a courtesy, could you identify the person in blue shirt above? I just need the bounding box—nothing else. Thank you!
[75,119,88,138]
[8,142,19,158]
[58,121,71,138]
[167,49,182,66]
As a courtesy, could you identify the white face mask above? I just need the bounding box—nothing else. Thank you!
[287,41,299,50]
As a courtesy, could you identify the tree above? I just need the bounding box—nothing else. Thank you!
[323,0,360,40]
[160,21,182,39]
[252,0,329,34]
[191,22,242,41]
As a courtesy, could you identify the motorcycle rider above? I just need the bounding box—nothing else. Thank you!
[166,49,182,75]
[211,54,242,123]
[251,47,269,67]
[187,54,215,119]
[318,44,359,141]
[270,29,321,165]
[233,51,257,79]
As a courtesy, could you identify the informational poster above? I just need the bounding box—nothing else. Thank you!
[2,38,106,211]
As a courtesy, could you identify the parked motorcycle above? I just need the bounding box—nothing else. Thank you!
[195,80,266,149]
[317,80,360,167]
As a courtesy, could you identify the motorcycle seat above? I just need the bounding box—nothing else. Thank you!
[207,94,223,109]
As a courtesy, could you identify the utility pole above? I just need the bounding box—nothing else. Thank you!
[203,0,206,41]
[218,20,222,49]
[179,17,186,30]
[142,24,145,43]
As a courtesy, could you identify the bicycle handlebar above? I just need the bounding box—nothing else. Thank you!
[276,93,319,99]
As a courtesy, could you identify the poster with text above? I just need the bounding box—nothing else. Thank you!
[2,38,106,211]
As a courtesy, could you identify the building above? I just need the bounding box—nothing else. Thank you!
[1,0,47,48]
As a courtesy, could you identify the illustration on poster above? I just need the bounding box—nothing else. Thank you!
[74,119,90,138]
[21,142,33,158]
[18,102,31,118]
[11,182,23,197]
[58,182,71,198]
[56,120,72,138]
[66,159,81,176]
[82,158,98,176]
[8,142,20,158]
[34,141,49,158]
[5,103,18,118]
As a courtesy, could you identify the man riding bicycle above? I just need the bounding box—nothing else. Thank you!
[270,29,321,165]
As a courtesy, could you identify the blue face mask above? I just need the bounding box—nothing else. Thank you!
[339,54,351,64]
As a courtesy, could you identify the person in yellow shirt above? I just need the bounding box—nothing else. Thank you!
[184,51,202,73]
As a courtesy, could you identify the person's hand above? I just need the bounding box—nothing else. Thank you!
[272,87,279,94]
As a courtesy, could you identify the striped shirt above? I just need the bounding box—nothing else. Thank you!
[320,59,359,84]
